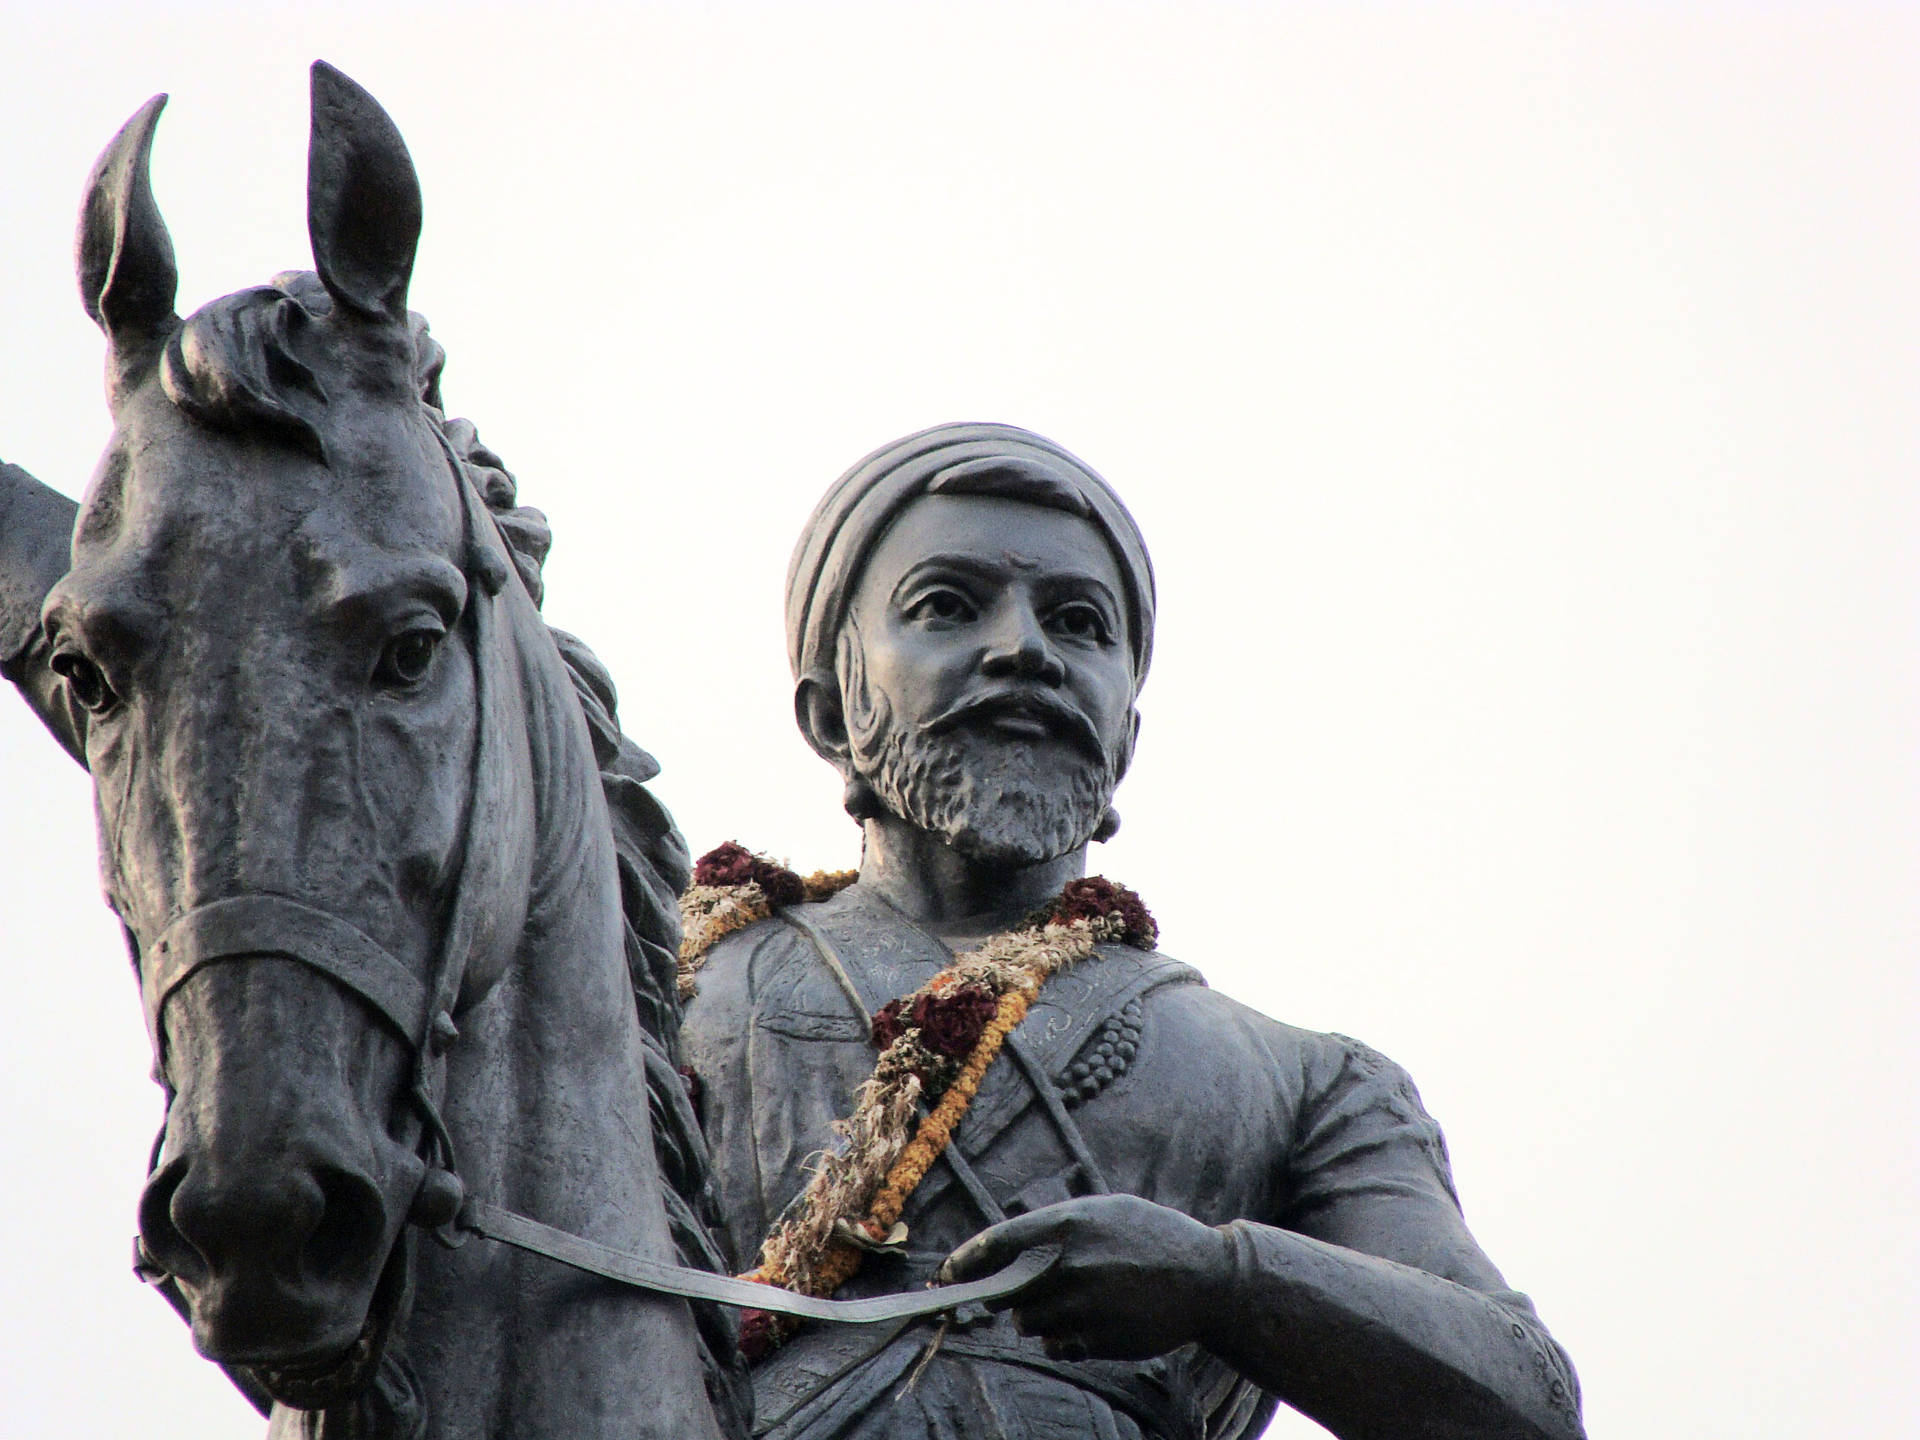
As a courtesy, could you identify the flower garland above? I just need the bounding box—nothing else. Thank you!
[677,844,1157,1362]
[677,841,859,1000]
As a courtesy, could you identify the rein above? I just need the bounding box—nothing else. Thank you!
[129,426,1051,1370]
[456,1202,1056,1323]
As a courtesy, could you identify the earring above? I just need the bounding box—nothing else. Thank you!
[1092,807,1121,843]
[843,773,885,822]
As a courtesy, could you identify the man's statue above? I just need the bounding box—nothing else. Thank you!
[678,421,1585,1440]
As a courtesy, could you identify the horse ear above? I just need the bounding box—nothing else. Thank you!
[76,94,179,338]
[307,61,421,322]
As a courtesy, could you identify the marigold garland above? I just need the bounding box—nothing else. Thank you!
[677,843,1157,1362]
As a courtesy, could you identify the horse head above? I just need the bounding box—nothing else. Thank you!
[43,64,537,1403]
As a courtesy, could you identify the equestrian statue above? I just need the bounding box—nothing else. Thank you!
[0,62,1586,1440]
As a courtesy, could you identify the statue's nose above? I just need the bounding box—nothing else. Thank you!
[139,1150,387,1291]
[979,604,1066,685]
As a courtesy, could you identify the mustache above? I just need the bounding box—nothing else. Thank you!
[917,688,1108,762]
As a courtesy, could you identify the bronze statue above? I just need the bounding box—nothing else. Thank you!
[0,59,1585,1440]
[677,422,1586,1439]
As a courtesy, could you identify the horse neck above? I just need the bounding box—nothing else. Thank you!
[399,588,724,1440]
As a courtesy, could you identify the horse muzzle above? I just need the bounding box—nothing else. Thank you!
[137,947,428,1374]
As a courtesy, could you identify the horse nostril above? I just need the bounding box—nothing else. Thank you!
[138,1159,209,1287]
[163,1158,327,1281]
[138,1152,394,1295]
[303,1164,389,1287]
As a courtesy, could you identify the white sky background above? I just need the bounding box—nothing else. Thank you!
[0,3,1914,1436]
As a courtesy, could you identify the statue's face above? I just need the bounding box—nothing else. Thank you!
[840,493,1137,865]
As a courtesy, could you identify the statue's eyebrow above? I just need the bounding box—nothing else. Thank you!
[1029,570,1123,618]
[891,554,1120,608]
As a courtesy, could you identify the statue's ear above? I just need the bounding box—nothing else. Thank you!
[794,673,853,770]
[1114,707,1141,783]
[76,94,178,340]
[307,61,421,322]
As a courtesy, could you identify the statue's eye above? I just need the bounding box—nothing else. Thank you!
[1046,603,1110,644]
[906,589,975,625]
[374,628,443,688]
[51,651,120,715]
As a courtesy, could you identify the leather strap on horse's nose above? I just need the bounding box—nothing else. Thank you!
[146,895,435,1052]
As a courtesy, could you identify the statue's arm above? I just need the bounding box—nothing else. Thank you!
[1202,1209,1582,1440]
[947,1191,1579,1440]
[1213,1038,1581,1438]
[943,1031,1582,1439]
[0,460,86,765]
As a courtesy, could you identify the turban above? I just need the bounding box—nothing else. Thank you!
[786,422,1156,690]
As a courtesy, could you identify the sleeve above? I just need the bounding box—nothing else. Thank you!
[1282,1033,1462,1227]
[1268,1032,1582,1431]
[0,461,87,764]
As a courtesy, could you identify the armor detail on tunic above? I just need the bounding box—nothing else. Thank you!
[1060,997,1144,1108]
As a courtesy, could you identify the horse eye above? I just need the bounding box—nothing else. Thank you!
[51,651,119,714]
[375,628,442,688]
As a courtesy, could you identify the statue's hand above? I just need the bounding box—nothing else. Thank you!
[938,1194,1234,1362]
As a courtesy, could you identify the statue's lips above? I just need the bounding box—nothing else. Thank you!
[925,692,1104,759]
[984,712,1053,740]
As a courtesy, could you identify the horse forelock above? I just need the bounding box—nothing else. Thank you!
[148,269,441,471]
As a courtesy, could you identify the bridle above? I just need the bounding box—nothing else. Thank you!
[126,422,1053,1404]
[137,426,516,1236]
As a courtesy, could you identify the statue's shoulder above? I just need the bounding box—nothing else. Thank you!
[682,910,809,1008]
[676,851,869,1012]
[1125,971,1454,1186]
[1071,941,1211,1019]
[682,883,884,1027]
[1063,944,1330,1088]
[1127,958,1417,1088]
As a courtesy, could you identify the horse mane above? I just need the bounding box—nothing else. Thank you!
[447,409,752,1436]
[154,271,749,1429]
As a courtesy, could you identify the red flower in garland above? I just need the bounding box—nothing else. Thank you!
[870,998,910,1050]
[911,984,999,1057]
[694,841,806,907]
[1048,877,1158,949]
[737,1308,779,1364]
[871,986,996,1059]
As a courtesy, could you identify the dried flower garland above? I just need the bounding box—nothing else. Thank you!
[677,841,858,999]
[677,845,1157,1362]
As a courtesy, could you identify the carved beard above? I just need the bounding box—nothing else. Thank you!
[838,623,1118,867]
[865,725,1113,866]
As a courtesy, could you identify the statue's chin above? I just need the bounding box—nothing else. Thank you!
[857,719,1116,872]
[936,814,1094,869]
[867,745,1111,873]
[903,774,1108,870]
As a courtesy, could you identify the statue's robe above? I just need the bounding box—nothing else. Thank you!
[683,884,1580,1440]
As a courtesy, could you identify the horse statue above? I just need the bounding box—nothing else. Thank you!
[20,62,749,1439]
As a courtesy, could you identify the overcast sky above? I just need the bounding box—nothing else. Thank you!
[0,4,1914,1437]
